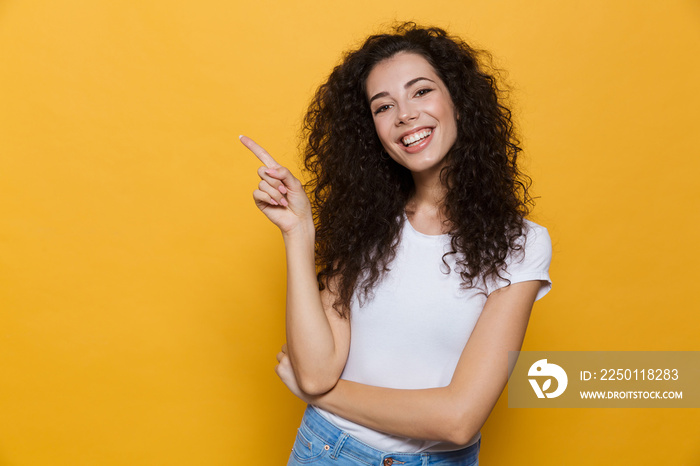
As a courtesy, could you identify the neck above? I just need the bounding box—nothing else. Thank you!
[407,164,447,214]
[405,166,450,235]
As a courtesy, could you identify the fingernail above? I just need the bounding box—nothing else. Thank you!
[238,135,243,140]
[279,197,289,207]
[265,168,276,176]
[278,185,288,194]
[269,198,279,206]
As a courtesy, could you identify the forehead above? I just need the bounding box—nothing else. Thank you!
[365,52,441,96]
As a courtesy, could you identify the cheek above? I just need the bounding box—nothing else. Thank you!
[435,103,458,142]
[373,119,394,147]
[446,116,459,145]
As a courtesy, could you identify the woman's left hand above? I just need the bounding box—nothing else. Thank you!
[275,344,313,403]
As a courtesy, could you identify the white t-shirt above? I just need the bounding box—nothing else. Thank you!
[315,216,553,452]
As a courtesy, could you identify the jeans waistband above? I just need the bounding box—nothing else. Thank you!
[300,405,480,465]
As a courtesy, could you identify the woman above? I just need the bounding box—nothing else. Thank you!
[241,22,552,465]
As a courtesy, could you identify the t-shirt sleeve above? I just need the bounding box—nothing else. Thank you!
[485,222,553,301]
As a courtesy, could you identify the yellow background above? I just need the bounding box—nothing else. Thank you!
[1,0,698,464]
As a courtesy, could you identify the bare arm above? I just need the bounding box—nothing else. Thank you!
[241,136,350,395]
[281,223,351,395]
[276,279,542,445]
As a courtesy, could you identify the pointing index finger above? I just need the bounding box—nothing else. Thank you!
[239,135,281,168]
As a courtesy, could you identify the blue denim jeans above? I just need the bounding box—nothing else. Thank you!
[287,405,480,466]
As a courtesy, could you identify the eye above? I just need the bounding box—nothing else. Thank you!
[373,104,392,115]
[415,88,433,97]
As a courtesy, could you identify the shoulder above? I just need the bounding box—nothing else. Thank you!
[519,219,552,255]
[522,219,550,238]
[510,219,552,271]
[485,219,553,300]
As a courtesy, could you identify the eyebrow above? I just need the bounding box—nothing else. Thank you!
[368,77,436,104]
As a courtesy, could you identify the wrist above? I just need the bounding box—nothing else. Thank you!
[281,219,315,242]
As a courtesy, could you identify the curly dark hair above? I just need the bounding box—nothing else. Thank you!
[302,22,534,317]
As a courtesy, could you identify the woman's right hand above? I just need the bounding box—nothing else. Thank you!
[240,135,313,236]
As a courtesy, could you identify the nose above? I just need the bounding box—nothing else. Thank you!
[395,102,418,126]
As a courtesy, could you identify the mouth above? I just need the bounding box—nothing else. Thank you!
[400,128,433,147]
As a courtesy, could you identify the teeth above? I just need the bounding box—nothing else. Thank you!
[402,129,432,146]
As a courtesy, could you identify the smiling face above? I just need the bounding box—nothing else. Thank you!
[366,52,458,177]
